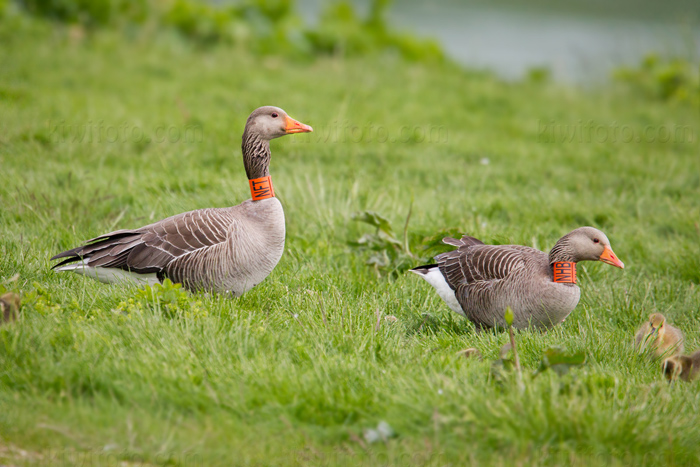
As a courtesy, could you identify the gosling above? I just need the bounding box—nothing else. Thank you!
[1,292,21,324]
[635,313,684,358]
[663,351,700,382]
[457,348,482,360]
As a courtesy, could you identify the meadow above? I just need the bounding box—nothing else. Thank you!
[1,10,700,466]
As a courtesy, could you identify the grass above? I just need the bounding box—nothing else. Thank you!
[1,13,700,466]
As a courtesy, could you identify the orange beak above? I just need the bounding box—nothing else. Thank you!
[284,116,313,134]
[599,246,624,269]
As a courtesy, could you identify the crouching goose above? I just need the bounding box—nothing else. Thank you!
[410,227,624,330]
[51,106,312,294]
[663,350,700,382]
[1,292,20,324]
[635,313,684,358]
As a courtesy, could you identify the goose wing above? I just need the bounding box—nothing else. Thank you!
[435,242,527,290]
[435,244,529,327]
[51,208,233,274]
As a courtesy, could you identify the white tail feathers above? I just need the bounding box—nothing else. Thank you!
[55,260,160,286]
[410,266,464,316]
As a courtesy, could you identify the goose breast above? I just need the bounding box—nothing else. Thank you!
[166,197,285,294]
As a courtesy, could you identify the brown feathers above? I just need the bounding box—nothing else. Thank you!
[52,209,233,275]
[663,351,700,382]
[1,292,20,324]
[51,106,311,294]
[412,227,623,330]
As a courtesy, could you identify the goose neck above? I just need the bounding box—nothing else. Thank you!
[548,237,576,265]
[242,131,271,180]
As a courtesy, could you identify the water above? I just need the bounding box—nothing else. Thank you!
[297,0,700,83]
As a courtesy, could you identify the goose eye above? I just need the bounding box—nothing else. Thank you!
[593,238,600,244]
[271,112,279,118]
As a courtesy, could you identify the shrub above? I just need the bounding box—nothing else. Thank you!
[12,0,444,63]
[304,0,443,62]
[15,0,149,26]
[614,53,700,107]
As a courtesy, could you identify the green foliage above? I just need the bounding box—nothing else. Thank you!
[349,210,415,277]
[118,278,207,319]
[526,66,551,84]
[12,0,443,62]
[1,17,700,465]
[614,53,700,106]
[504,306,514,326]
[535,347,587,377]
[16,0,149,26]
[163,0,235,43]
[161,0,301,53]
[304,0,443,62]
[489,343,516,386]
[491,344,586,385]
[352,210,397,236]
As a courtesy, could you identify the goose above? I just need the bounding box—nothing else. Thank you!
[635,313,684,358]
[51,106,312,294]
[410,227,624,330]
[457,348,482,360]
[1,292,20,324]
[663,350,700,382]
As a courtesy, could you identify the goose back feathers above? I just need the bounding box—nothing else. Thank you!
[52,201,284,294]
[411,227,624,329]
[663,350,700,382]
[51,106,312,294]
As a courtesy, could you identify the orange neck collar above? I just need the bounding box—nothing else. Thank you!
[552,261,576,284]
[249,175,275,201]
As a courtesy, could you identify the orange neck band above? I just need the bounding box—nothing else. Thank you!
[553,261,576,284]
[249,175,275,201]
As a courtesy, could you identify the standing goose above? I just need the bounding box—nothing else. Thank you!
[51,106,312,294]
[410,227,624,329]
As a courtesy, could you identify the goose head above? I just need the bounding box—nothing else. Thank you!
[244,106,313,141]
[647,313,666,337]
[551,227,624,268]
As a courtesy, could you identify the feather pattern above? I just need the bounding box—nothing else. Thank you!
[51,201,285,294]
[410,227,623,329]
[51,106,310,294]
[437,242,579,329]
[434,243,574,329]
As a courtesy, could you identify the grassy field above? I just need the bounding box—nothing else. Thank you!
[1,13,700,466]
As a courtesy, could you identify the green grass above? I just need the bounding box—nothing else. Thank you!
[1,14,700,466]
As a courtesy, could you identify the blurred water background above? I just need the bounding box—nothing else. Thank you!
[298,0,700,83]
